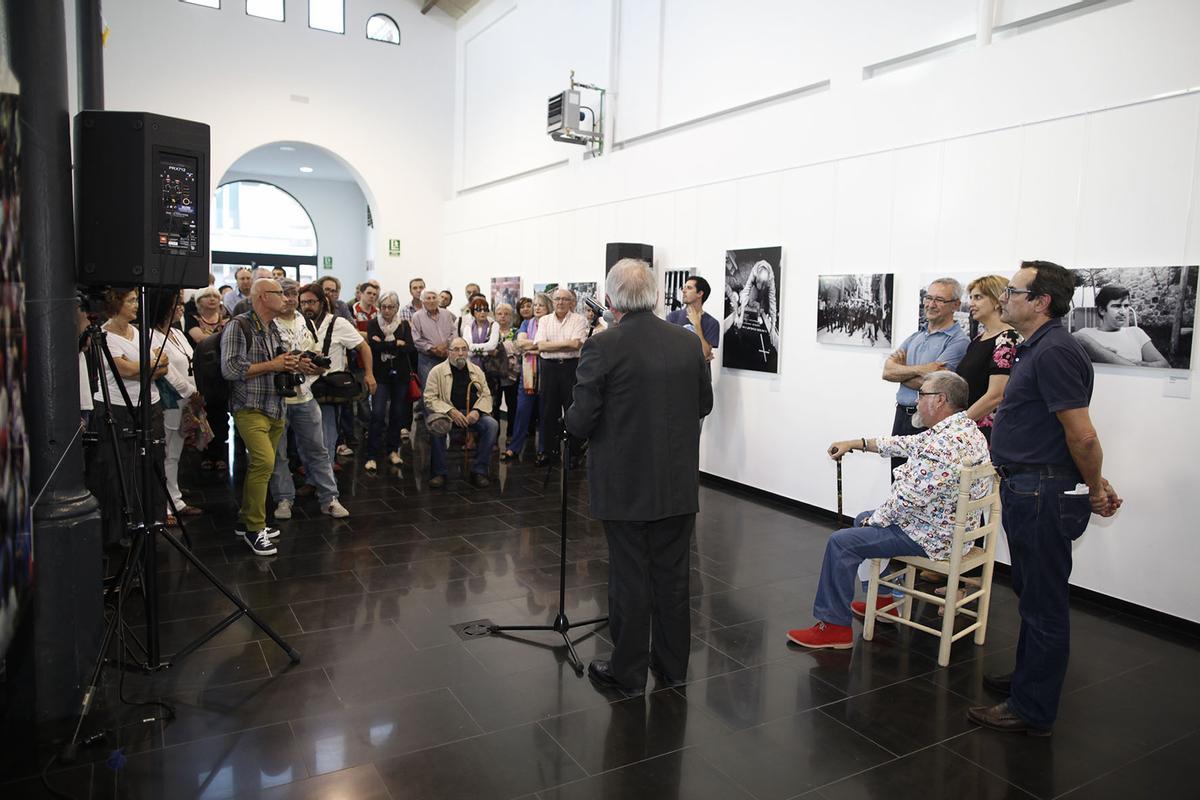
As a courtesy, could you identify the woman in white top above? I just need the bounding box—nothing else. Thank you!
[85,288,168,548]
[150,289,202,523]
[458,297,500,365]
[1074,285,1170,368]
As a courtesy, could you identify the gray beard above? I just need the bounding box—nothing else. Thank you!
[911,410,926,429]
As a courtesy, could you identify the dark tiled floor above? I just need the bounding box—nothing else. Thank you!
[4,436,1199,799]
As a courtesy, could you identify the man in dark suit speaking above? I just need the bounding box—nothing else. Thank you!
[565,258,714,697]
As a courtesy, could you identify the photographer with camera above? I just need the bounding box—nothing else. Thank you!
[298,283,376,468]
[222,278,311,555]
[267,280,349,521]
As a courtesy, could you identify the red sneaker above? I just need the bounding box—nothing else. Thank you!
[851,596,900,623]
[786,622,853,649]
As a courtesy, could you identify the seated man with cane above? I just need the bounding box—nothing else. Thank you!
[423,337,498,489]
[786,371,989,650]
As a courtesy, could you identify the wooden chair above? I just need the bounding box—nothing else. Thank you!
[863,462,1002,667]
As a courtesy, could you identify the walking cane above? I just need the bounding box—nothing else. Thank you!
[836,458,844,524]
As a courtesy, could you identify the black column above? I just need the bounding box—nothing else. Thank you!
[76,0,105,111]
[4,0,103,726]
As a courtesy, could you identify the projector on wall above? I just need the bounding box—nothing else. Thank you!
[547,72,605,156]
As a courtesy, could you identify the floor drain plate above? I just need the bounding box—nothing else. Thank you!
[451,619,494,639]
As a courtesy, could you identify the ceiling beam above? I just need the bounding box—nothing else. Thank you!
[421,0,438,14]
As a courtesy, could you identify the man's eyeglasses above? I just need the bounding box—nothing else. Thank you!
[1001,286,1036,299]
[917,390,943,399]
[923,295,957,306]
[262,290,285,296]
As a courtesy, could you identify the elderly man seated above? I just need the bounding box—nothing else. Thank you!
[787,371,989,650]
[424,337,498,489]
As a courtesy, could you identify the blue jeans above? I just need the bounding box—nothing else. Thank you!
[506,388,542,455]
[430,414,498,477]
[270,399,339,506]
[319,402,342,461]
[1001,470,1090,730]
[367,372,412,459]
[811,510,926,627]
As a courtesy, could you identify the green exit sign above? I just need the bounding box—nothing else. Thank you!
[322,256,333,270]
[388,239,402,257]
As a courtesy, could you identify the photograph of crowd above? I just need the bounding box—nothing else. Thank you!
[816,273,893,349]
[722,247,782,373]
[490,275,521,312]
[568,281,598,315]
[917,272,979,338]
[1070,265,1197,370]
[662,269,694,316]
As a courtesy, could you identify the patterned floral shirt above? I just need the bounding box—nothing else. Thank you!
[870,411,991,560]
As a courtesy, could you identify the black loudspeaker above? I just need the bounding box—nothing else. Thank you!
[75,111,211,288]
[605,242,654,274]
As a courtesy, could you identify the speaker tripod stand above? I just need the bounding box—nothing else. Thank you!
[488,434,607,674]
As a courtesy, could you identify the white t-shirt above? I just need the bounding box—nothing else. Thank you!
[79,353,93,412]
[94,325,160,407]
[274,314,320,404]
[1076,326,1151,362]
[149,327,197,401]
[310,314,365,373]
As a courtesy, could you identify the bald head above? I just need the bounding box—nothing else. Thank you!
[251,278,281,300]
[251,278,285,321]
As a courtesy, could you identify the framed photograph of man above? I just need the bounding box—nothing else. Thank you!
[722,247,782,373]
[1070,266,1197,370]
[490,276,521,312]
[816,273,894,348]
[662,269,694,317]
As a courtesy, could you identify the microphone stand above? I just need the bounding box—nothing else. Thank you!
[487,432,607,674]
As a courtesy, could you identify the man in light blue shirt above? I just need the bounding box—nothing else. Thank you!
[222,267,253,314]
[881,278,969,476]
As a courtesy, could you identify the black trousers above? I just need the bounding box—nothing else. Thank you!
[889,404,924,478]
[603,514,695,689]
[539,357,578,456]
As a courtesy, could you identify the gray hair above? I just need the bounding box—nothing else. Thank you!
[495,302,513,316]
[533,292,552,310]
[421,289,439,300]
[605,258,655,313]
[929,277,963,301]
[194,285,221,302]
[279,278,299,293]
[923,370,969,410]
[379,291,401,307]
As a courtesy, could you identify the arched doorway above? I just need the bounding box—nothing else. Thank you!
[211,180,318,286]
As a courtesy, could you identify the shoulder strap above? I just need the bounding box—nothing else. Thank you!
[321,316,335,356]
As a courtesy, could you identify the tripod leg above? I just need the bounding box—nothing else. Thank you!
[559,630,584,675]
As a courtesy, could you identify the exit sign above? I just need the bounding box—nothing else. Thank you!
[388,239,402,257]
[322,256,333,270]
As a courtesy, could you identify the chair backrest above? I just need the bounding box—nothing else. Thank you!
[948,461,1002,568]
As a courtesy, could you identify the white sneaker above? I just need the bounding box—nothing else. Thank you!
[323,499,350,518]
[243,529,277,556]
[336,444,354,457]
[400,428,410,438]
[364,459,378,472]
[274,499,293,520]
[388,450,403,465]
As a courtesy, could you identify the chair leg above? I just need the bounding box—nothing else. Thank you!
[975,556,996,647]
[938,570,960,667]
[864,559,881,641]
[902,566,916,621]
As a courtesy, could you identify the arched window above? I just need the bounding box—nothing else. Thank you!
[211,181,319,284]
[366,13,400,45]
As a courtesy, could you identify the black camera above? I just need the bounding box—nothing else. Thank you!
[299,350,331,369]
[273,347,304,398]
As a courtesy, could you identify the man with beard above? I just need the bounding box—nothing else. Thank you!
[785,370,989,650]
[422,337,497,488]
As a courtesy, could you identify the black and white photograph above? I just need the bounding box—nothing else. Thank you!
[816,273,893,348]
[662,269,694,316]
[722,247,782,373]
[918,272,979,338]
[568,281,598,315]
[1070,265,1197,370]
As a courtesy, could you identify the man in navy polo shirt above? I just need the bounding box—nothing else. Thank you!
[882,278,970,476]
[666,276,720,363]
[968,260,1122,736]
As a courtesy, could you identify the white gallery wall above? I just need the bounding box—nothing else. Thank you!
[63,0,457,291]
[442,0,1200,621]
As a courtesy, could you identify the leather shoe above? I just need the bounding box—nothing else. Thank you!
[651,666,686,689]
[469,472,490,488]
[587,660,644,698]
[967,701,1051,736]
[428,475,446,488]
[983,672,1013,695]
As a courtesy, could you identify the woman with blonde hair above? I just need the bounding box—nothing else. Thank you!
[954,275,1020,443]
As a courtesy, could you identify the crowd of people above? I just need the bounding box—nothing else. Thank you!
[76,260,1122,740]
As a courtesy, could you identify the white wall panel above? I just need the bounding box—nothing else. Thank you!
[1013,115,1087,263]
[613,0,663,141]
[936,128,1023,272]
[832,152,894,272]
[1076,94,1200,266]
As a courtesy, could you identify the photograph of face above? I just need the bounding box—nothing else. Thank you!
[722,247,782,373]
[816,273,893,349]
[662,270,693,316]
[1070,266,1197,370]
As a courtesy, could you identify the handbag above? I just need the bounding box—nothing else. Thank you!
[407,374,423,402]
[180,393,214,451]
[309,316,362,404]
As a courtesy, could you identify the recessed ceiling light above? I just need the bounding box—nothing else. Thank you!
[299,166,314,173]
[279,145,296,152]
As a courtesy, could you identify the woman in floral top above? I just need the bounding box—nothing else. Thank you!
[955,275,1020,443]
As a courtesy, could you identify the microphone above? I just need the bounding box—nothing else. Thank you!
[583,296,615,325]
